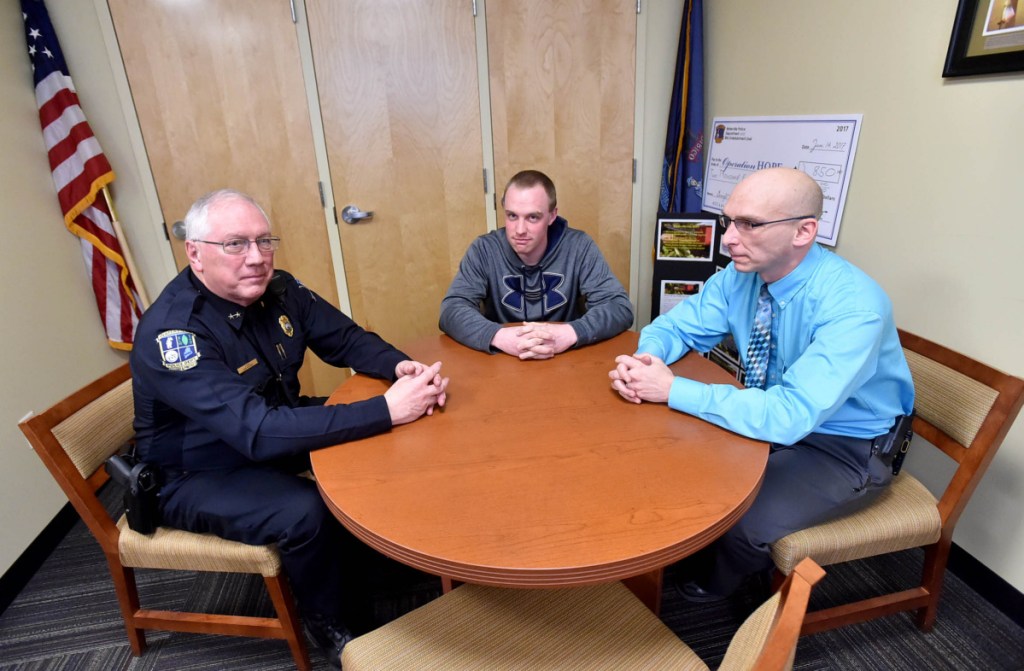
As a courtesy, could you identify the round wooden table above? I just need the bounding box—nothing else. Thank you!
[312,331,767,612]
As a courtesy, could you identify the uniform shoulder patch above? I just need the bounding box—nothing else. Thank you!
[157,330,201,371]
[293,276,317,302]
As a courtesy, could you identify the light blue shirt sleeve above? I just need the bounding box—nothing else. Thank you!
[637,268,734,363]
[669,310,889,445]
[639,245,915,445]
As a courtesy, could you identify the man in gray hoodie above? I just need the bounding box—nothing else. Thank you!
[440,170,634,359]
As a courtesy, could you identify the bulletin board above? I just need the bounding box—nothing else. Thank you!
[650,212,731,322]
[649,212,745,383]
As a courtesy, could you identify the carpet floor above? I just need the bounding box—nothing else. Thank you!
[1,505,1022,669]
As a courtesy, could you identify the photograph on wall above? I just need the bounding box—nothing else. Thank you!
[659,280,703,315]
[657,218,715,261]
[944,0,1024,75]
[983,0,1022,36]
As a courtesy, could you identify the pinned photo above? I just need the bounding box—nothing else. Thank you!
[659,280,703,315]
[657,218,715,262]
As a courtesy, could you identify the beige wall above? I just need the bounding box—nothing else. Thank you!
[4,0,1023,598]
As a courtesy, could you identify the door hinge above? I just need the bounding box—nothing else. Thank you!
[632,159,637,184]
[289,0,297,23]
[318,181,326,207]
[473,0,478,18]
[636,0,642,15]
[482,168,489,194]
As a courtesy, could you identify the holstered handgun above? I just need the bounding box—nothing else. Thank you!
[872,411,916,476]
[105,452,162,534]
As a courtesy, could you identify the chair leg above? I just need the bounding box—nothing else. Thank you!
[106,557,147,654]
[265,574,312,671]
[916,540,951,632]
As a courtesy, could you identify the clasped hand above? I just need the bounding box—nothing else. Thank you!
[385,360,449,425]
[608,353,674,404]
[491,322,578,360]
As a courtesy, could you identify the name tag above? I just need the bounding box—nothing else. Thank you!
[237,358,259,375]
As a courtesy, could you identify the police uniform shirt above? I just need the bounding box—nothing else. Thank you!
[131,268,408,472]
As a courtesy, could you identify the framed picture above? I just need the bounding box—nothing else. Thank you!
[656,218,715,262]
[944,0,1024,77]
[658,279,703,315]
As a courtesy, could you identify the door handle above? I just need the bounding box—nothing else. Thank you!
[341,205,374,224]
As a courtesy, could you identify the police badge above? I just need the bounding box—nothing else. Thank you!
[157,330,201,371]
[279,315,294,337]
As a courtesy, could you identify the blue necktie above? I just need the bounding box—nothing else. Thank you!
[745,284,772,389]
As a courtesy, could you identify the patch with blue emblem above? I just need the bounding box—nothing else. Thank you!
[157,330,201,371]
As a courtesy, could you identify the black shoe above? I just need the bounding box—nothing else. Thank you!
[677,580,727,604]
[303,612,353,670]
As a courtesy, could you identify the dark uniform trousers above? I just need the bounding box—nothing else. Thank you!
[159,460,372,623]
[705,431,894,596]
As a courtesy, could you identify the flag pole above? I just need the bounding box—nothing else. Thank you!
[101,186,151,309]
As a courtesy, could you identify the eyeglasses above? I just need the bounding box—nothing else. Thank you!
[717,214,815,233]
[194,236,281,255]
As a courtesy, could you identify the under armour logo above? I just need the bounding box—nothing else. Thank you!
[501,273,567,314]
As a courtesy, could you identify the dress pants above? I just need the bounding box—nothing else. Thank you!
[705,431,893,596]
[159,460,370,623]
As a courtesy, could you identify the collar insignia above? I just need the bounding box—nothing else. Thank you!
[157,330,200,371]
[228,311,242,320]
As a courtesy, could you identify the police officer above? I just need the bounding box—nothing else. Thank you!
[131,189,448,668]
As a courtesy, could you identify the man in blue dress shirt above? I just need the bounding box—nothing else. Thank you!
[609,167,915,601]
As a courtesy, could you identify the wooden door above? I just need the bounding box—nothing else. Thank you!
[108,0,347,395]
[306,0,486,345]
[487,0,637,290]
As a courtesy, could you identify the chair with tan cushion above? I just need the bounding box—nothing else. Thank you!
[341,557,824,671]
[770,329,1024,635]
[18,363,311,670]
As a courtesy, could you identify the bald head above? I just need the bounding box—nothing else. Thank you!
[733,168,823,220]
[721,168,822,283]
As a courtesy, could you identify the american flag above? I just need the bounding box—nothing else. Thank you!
[21,0,142,350]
